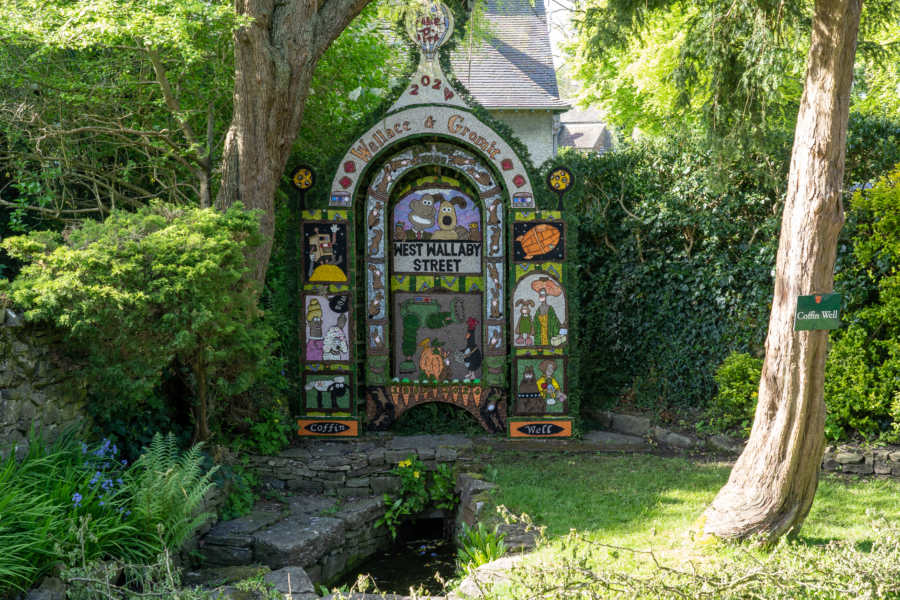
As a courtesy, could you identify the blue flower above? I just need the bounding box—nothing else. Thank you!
[80,442,88,455]
[72,492,82,507]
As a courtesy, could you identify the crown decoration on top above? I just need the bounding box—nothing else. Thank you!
[405,0,454,61]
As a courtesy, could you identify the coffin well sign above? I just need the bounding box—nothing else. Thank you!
[794,293,842,331]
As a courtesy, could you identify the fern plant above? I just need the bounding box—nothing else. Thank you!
[125,433,218,552]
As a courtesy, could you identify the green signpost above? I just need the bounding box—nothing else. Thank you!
[794,293,842,331]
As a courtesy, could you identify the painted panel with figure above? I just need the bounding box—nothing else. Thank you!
[512,273,567,348]
[515,357,567,415]
[302,222,348,283]
[303,372,351,412]
[302,293,351,363]
[392,292,483,382]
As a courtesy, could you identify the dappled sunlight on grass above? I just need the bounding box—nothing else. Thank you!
[800,473,900,547]
[486,452,900,580]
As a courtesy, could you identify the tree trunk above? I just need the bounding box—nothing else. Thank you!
[700,0,861,542]
[215,0,373,286]
[193,363,211,442]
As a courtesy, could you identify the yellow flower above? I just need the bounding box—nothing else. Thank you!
[413,471,420,479]
[399,459,411,468]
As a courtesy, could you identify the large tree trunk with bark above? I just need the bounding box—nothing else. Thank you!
[216,0,373,285]
[700,0,862,542]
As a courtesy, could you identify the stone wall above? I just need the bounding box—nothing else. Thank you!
[246,434,477,498]
[0,311,88,457]
[822,445,900,476]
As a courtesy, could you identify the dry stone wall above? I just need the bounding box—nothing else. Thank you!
[246,434,477,497]
[0,311,88,457]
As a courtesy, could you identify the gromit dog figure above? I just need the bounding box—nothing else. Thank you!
[430,196,470,240]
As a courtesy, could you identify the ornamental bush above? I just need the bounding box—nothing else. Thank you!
[0,202,274,441]
[825,163,900,441]
[704,352,763,436]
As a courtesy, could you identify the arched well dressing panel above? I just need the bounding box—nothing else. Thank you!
[362,143,507,433]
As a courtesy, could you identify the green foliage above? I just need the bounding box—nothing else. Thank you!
[566,138,779,413]
[703,352,763,436]
[825,163,900,441]
[375,455,458,539]
[0,432,142,594]
[0,0,238,216]
[456,522,506,576]
[392,403,485,435]
[430,463,458,511]
[228,403,293,456]
[567,0,900,156]
[479,519,900,599]
[219,460,260,521]
[63,550,214,600]
[1,203,275,440]
[125,433,218,552]
[566,122,900,437]
[0,430,216,596]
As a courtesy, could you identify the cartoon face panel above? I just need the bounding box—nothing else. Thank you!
[391,185,483,275]
[393,187,480,241]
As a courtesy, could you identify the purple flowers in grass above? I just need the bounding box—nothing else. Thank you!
[72,437,131,517]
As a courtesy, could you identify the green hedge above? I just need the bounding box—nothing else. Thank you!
[562,137,782,413]
[564,118,900,434]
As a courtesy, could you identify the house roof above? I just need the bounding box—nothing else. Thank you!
[449,0,569,111]
[558,106,612,152]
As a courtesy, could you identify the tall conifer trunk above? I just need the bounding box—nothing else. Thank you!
[700,0,862,541]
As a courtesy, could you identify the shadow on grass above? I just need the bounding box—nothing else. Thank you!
[489,452,731,539]
[489,452,900,548]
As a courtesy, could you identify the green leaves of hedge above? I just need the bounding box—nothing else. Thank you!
[1,203,274,436]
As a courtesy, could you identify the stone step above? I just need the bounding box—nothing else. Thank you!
[200,495,388,583]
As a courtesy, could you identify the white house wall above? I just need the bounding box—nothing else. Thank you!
[488,110,558,167]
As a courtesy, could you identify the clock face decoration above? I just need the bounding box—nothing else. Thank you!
[547,168,572,193]
[292,166,315,191]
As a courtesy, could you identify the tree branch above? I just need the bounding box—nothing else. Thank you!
[314,0,373,58]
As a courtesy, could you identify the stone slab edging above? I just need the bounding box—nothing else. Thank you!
[595,410,900,479]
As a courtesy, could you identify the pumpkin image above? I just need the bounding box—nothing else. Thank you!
[515,224,560,259]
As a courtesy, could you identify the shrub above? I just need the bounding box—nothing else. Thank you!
[375,455,459,538]
[702,352,763,436]
[456,522,506,576]
[0,202,275,441]
[825,163,900,441]
[218,459,260,521]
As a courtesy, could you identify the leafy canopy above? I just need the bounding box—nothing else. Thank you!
[565,0,900,150]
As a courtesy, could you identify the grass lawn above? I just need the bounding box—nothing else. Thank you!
[471,451,900,598]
